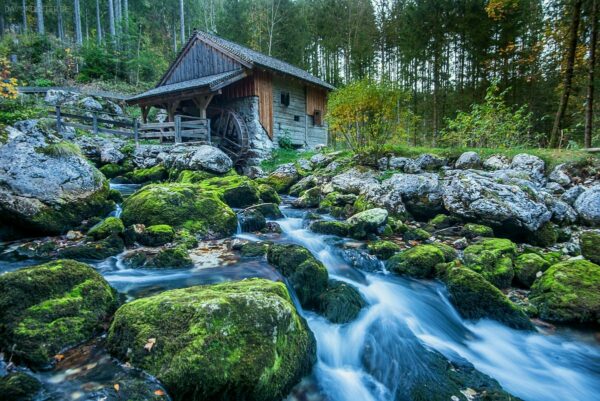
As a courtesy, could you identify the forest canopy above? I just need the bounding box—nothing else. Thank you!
[0,0,598,148]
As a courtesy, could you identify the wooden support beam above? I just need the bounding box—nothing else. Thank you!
[140,106,149,124]
[192,93,215,119]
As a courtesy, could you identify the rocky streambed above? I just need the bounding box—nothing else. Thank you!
[1,120,600,401]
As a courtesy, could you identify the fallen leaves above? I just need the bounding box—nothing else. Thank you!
[144,338,157,352]
[54,354,65,362]
[113,383,120,392]
[154,389,166,396]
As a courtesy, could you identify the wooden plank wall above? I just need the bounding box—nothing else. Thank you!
[220,70,273,138]
[272,76,307,145]
[306,87,328,116]
[164,40,241,85]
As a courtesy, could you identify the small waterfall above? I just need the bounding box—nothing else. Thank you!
[276,207,600,401]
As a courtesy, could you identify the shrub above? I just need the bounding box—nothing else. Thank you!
[442,81,537,148]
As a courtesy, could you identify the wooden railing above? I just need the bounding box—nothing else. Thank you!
[50,106,210,145]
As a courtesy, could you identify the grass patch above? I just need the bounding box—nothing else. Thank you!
[36,141,82,158]
[261,148,317,172]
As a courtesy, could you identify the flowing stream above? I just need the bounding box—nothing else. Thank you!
[1,188,599,401]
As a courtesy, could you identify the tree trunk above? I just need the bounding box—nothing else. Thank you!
[180,0,185,45]
[96,0,102,44]
[549,0,583,148]
[22,0,28,33]
[585,0,598,148]
[56,0,64,40]
[36,0,44,34]
[108,0,116,38]
[123,0,129,30]
[432,48,441,146]
[74,0,83,45]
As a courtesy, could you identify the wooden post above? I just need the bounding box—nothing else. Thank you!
[133,118,139,146]
[141,105,149,124]
[175,115,182,143]
[92,112,99,135]
[207,118,211,145]
[56,105,62,134]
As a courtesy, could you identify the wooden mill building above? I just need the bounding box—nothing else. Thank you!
[127,31,334,164]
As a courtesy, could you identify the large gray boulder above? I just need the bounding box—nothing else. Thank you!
[380,172,443,217]
[44,89,79,106]
[0,120,113,238]
[510,153,546,184]
[346,208,388,238]
[79,96,103,111]
[574,185,600,226]
[404,153,447,173]
[455,151,481,169]
[483,154,510,170]
[331,167,379,194]
[442,169,551,232]
[181,145,233,173]
[548,163,571,186]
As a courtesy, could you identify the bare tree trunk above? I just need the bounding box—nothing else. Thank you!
[432,48,441,146]
[96,0,102,44]
[108,0,116,39]
[180,0,185,45]
[267,0,281,56]
[550,0,583,148]
[123,0,129,30]
[74,0,83,45]
[36,0,44,34]
[56,0,64,40]
[22,0,28,33]
[585,0,598,148]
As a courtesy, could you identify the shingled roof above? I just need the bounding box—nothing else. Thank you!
[195,31,334,91]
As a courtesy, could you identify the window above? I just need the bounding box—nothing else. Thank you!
[294,115,300,122]
[314,109,322,126]
[280,91,290,107]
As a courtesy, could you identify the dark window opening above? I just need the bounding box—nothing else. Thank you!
[281,91,290,107]
[314,110,322,126]
[294,115,300,122]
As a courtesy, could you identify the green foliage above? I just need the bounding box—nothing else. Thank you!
[0,97,45,126]
[327,79,412,158]
[36,140,82,158]
[442,81,537,148]
[277,132,294,149]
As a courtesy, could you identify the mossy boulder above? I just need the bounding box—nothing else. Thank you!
[0,259,120,366]
[309,220,350,237]
[267,244,329,309]
[125,165,169,184]
[262,163,301,193]
[292,187,322,208]
[368,240,401,260]
[198,176,262,208]
[240,242,270,257]
[246,203,284,219]
[386,245,445,278]
[175,169,219,183]
[527,222,558,247]
[57,234,125,260]
[580,231,600,264]
[440,266,533,330]
[463,238,517,289]
[121,183,237,239]
[318,192,357,218]
[345,208,388,239]
[0,372,42,401]
[87,216,125,240]
[107,279,316,401]
[100,163,132,179]
[428,214,460,229]
[317,280,366,324]
[238,209,267,232]
[530,260,600,324]
[257,184,281,204]
[461,223,494,239]
[431,242,457,262]
[139,224,175,246]
[513,253,551,288]
[124,245,193,268]
[403,227,431,241]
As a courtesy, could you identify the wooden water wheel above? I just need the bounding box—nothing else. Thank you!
[207,107,249,164]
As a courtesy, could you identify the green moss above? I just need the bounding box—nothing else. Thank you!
[198,175,263,208]
[428,214,460,230]
[240,242,270,257]
[125,165,169,184]
[100,163,132,178]
[440,266,533,330]
[147,245,193,268]
[580,231,600,264]
[527,222,558,247]
[352,195,376,214]
[121,183,237,239]
[247,203,283,219]
[175,169,218,183]
[0,372,41,401]
[530,260,600,324]
[57,234,125,260]
[108,188,123,203]
[430,242,457,262]
[513,253,551,288]
[346,208,388,239]
[293,187,322,208]
[0,259,120,367]
[267,244,329,309]
[463,238,517,289]
[317,280,366,324]
[462,223,494,238]
[258,184,281,204]
[106,279,316,401]
[87,216,125,240]
[386,245,445,278]
[139,224,175,246]
[174,229,199,249]
[403,227,431,241]
[367,240,401,260]
[309,220,350,237]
